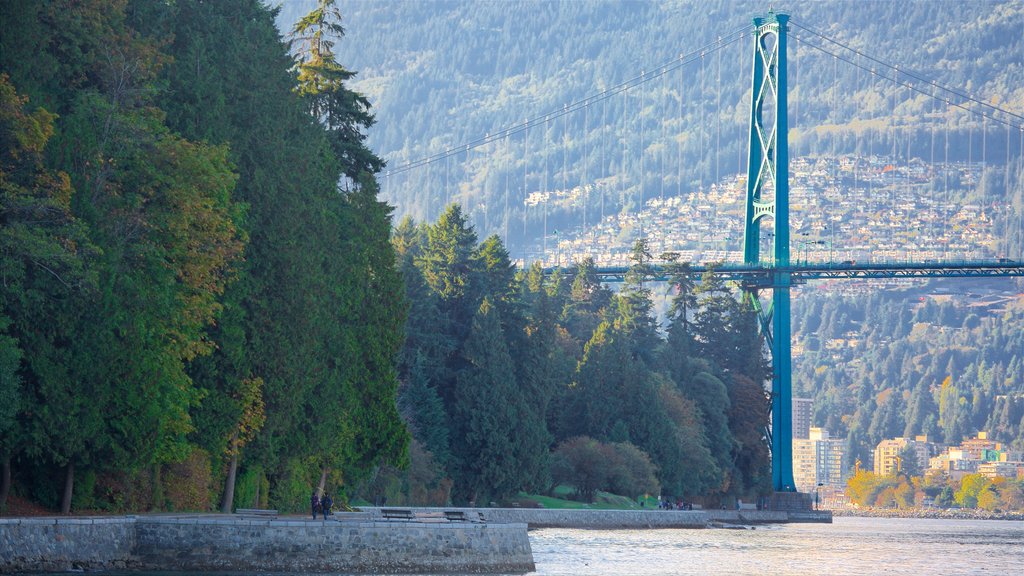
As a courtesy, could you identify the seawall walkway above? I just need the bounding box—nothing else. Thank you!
[360,507,832,529]
[0,513,534,574]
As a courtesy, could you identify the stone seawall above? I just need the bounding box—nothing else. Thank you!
[0,516,534,574]
[0,517,136,572]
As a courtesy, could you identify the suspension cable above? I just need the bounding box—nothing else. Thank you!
[790,19,1024,125]
[788,27,1023,133]
[385,26,749,176]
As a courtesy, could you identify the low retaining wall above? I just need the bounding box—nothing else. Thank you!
[478,508,707,529]
[0,516,534,574]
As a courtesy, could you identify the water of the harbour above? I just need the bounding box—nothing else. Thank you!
[527,516,1024,576]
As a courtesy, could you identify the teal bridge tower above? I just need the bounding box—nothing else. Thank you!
[742,11,795,492]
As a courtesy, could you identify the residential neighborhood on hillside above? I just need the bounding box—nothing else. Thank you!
[526,153,1011,269]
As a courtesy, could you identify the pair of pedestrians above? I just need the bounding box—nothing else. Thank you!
[310,492,333,519]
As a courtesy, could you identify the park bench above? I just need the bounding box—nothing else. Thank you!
[235,508,278,519]
[444,510,486,523]
[380,508,415,520]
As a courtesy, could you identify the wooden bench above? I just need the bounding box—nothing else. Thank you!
[443,510,468,522]
[235,508,278,519]
[380,508,415,520]
[444,510,485,523]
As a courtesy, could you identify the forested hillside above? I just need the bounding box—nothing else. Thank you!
[277,0,1024,255]
[792,281,1024,467]
[1,0,406,514]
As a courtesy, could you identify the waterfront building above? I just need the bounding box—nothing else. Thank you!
[978,461,1024,480]
[793,428,846,493]
[959,431,1000,460]
[874,436,931,476]
[928,432,1021,481]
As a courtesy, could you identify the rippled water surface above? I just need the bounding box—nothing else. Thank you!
[527,516,1024,576]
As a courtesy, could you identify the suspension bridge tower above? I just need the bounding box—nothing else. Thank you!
[741,11,798,495]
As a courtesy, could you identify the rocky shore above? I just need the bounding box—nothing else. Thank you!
[830,507,1024,521]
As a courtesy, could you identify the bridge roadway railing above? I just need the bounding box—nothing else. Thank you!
[545,259,1024,283]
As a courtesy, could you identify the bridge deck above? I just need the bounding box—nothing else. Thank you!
[554,260,1024,283]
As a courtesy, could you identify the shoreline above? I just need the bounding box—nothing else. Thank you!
[829,507,1024,521]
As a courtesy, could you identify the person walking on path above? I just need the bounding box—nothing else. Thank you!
[321,493,333,518]
[311,491,321,519]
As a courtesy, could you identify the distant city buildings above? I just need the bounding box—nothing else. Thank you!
[793,427,846,493]
[926,431,1024,481]
[866,431,1024,482]
[873,436,932,476]
[792,397,813,440]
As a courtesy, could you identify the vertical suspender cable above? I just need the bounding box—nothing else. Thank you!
[716,39,722,186]
[523,120,529,250]
[1005,121,1011,205]
[827,54,835,179]
[678,58,684,198]
[584,102,589,234]
[544,115,549,262]
[852,51,859,198]
[622,89,628,215]
[563,105,568,205]
[891,67,898,247]
[700,52,705,192]
[640,71,646,236]
[602,96,607,226]
[868,69,875,200]
[738,34,745,181]
[945,100,950,258]
[504,132,510,247]
[930,83,937,256]
[662,70,668,201]
[969,96,974,197]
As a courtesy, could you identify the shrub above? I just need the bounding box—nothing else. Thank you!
[234,465,266,511]
[269,458,316,513]
[551,436,660,502]
[163,448,213,512]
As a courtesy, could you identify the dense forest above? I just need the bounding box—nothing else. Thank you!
[277,0,1024,256]
[364,208,772,506]
[0,0,407,514]
[0,0,773,514]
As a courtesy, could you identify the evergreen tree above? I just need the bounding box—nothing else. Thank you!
[399,353,450,468]
[450,299,547,503]
[290,0,384,179]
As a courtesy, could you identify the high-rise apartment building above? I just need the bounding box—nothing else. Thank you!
[792,397,813,440]
[793,428,846,493]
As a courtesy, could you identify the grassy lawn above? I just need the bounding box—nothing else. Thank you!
[351,486,663,510]
[507,487,660,510]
